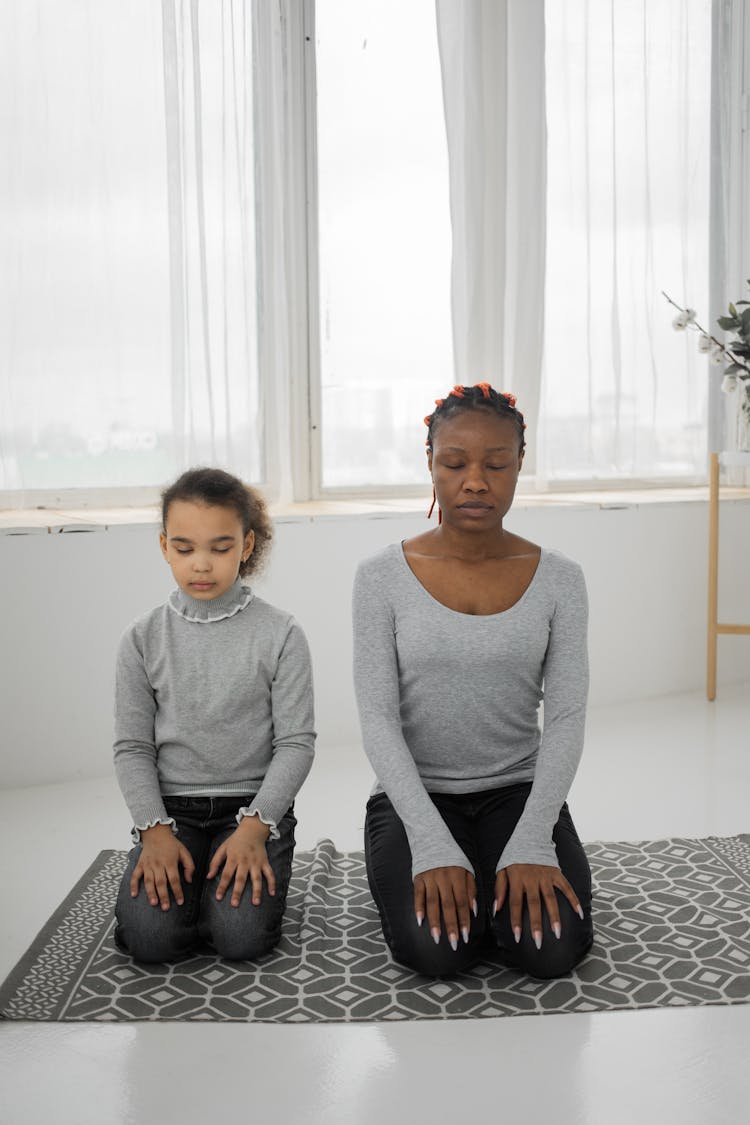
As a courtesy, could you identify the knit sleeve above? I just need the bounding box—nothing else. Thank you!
[497,558,589,870]
[352,557,474,879]
[113,624,174,838]
[240,619,316,836]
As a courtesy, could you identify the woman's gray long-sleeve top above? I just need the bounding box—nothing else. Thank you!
[352,543,588,878]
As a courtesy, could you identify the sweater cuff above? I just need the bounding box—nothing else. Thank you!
[236,805,279,841]
[496,840,558,871]
[410,847,475,881]
[131,817,177,844]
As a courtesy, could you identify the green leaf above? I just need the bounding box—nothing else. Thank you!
[729,303,738,317]
[735,300,750,306]
[724,363,744,374]
[717,315,739,331]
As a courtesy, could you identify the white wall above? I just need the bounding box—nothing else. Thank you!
[1,499,749,789]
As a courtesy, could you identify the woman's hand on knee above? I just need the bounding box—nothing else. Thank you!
[494,864,584,949]
[413,867,477,951]
[208,815,274,908]
[132,825,195,911]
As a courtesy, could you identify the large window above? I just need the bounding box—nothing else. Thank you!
[0,0,261,502]
[313,0,453,491]
[0,0,727,506]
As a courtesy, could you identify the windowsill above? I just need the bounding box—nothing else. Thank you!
[2,484,750,534]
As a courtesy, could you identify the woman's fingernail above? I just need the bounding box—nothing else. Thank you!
[449,934,458,952]
[553,922,562,940]
[431,927,441,945]
[416,911,424,927]
[533,930,542,950]
[461,926,470,944]
[472,899,478,918]
[577,905,585,920]
[513,926,522,944]
[492,900,498,918]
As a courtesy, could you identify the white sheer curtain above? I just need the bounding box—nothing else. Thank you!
[436,0,714,486]
[161,0,260,480]
[539,0,712,483]
[435,0,547,474]
[0,0,296,507]
[710,0,750,479]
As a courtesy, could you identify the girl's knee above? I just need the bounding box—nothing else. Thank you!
[114,910,194,964]
[204,894,284,961]
[212,927,279,961]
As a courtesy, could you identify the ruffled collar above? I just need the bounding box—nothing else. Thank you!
[168,579,254,623]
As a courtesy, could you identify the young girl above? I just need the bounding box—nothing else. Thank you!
[113,467,315,962]
[353,384,593,979]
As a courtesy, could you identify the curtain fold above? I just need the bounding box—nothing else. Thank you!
[161,0,260,479]
[710,0,749,476]
[435,0,547,472]
[538,0,712,483]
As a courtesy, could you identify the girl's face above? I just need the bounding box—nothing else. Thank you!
[428,410,524,531]
[160,500,255,600]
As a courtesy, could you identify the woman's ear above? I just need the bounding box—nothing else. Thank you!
[159,530,169,560]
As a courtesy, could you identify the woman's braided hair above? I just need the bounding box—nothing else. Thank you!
[424,382,526,454]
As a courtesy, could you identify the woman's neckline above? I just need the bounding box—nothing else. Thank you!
[396,541,546,619]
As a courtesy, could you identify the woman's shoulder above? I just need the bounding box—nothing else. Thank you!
[538,548,587,598]
[354,541,403,582]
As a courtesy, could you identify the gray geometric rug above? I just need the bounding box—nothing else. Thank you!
[2,836,750,1022]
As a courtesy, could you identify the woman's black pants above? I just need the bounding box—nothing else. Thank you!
[364,782,593,979]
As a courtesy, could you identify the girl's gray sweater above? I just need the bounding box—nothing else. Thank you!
[114,580,315,839]
[352,543,588,878]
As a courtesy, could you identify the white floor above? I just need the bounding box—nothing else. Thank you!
[1,682,749,1124]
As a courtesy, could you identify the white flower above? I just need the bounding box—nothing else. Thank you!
[711,345,725,365]
[721,373,738,393]
[685,309,697,322]
[697,334,713,353]
[672,312,690,330]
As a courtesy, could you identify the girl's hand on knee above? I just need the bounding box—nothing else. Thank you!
[208,815,274,908]
[131,825,195,911]
[413,867,477,951]
[494,864,583,948]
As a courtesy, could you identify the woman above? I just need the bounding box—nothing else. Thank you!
[352,383,593,978]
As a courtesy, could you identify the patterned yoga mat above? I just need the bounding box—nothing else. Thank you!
[2,836,750,1022]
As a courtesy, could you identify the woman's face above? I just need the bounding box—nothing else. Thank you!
[428,409,524,531]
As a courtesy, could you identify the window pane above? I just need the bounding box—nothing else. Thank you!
[0,1,261,495]
[540,0,711,481]
[315,0,453,489]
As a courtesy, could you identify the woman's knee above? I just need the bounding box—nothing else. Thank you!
[382,915,482,977]
[492,905,593,980]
